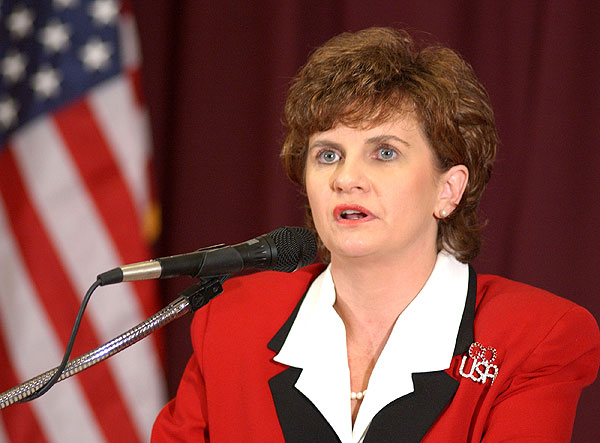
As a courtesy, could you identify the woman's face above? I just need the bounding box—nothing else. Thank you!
[305,114,446,263]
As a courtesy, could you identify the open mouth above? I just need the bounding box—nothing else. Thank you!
[334,205,373,222]
[340,209,367,220]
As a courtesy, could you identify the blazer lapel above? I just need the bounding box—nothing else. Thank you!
[363,371,458,442]
[267,265,477,443]
[268,290,341,441]
[364,265,476,442]
[269,366,341,442]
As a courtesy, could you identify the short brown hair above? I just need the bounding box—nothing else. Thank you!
[281,27,497,263]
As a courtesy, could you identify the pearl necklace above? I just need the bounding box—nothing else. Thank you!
[350,389,367,400]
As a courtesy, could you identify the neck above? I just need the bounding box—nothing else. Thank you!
[330,247,438,332]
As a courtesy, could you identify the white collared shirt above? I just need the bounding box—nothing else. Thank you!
[273,251,469,442]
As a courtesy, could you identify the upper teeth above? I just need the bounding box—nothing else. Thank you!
[343,210,361,214]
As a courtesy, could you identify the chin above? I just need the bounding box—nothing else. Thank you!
[329,241,379,260]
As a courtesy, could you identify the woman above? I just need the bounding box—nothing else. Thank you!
[152,28,600,442]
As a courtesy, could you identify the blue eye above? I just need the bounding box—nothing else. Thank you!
[376,147,397,160]
[318,150,340,163]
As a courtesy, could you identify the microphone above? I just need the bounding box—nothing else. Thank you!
[97,227,317,286]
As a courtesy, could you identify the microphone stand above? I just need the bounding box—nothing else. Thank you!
[0,277,226,409]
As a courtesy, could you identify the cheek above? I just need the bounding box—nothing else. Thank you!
[386,171,439,217]
[306,187,325,221]
[305,174,331,231]
[305,173,317,207]
[305,169,326,204]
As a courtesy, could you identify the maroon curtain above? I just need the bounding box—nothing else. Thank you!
[133,1,599,440]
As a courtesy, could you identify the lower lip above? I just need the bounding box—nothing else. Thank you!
[335,214,375,225]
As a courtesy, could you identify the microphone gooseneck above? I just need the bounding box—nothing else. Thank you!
[97,227,317,286]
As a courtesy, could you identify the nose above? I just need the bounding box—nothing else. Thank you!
[331,157,370,193]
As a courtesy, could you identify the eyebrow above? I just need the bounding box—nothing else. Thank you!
[308,134,412,151]
[365,134,411,147]
[309,134,411,150]
[308,139,342,151]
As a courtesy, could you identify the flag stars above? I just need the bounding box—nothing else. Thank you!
[6,7,35,39]
[89,0,119,26]
[39,21,71,53]
[30,66,62,99]
[80,38,113,71]
[0,96,19,130]
[1,51,28,84]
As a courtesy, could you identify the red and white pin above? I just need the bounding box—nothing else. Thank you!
[459,342,499,385]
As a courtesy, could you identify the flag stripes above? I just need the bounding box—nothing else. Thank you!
[0,332,45,443]
[0,146,140,442]
[54,98,151,280]
[0,196,106,442]
[85,77,163,323]
[7,93,164,440]
[88,75,151,220]
[0,3,166,440]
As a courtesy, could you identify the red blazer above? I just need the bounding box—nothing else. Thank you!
[152,264,600,442]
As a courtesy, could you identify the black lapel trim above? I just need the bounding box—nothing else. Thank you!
[268,287,340,441]
[267,290,307,352]
[269,367,341,442]
[363,264,477,442]
[363,371,459,442]
[453,264,476,356]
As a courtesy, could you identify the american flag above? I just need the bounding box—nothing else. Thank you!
[0,0,166,441]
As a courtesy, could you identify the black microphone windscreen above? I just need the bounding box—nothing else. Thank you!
[269,227,317,272]
[290,227,318,270]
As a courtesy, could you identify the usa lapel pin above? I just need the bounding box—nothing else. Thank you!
[459,342,499,385]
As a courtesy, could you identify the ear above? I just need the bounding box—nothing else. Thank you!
[436,165,468,218]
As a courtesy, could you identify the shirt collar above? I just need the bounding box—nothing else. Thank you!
[273,251,469,443]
